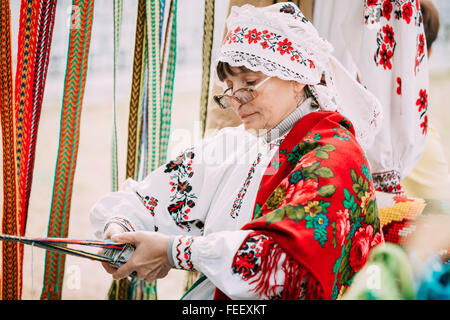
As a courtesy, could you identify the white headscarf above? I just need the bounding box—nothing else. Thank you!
[214,2,383,153]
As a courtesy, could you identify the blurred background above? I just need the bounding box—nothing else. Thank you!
[0,0,449,299]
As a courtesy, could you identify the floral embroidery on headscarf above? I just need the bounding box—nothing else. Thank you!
[223,27,309,67]
[279,3,308,23]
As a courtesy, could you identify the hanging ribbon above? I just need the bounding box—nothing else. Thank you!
[130,0,166,300]
[108,0,125,300]
[146,0,162,172]
[125,0,146,181]
[0,0,20,300]
[159,0,177,165]
[1,0,57,300]
[4,0,42,300]
[41,0,95,300]
[23,0,57,235]
[138,39,150,179]
[107,0,147,300]
[111,0,122,192]
[14,0,40,242]
[199,0,215,137]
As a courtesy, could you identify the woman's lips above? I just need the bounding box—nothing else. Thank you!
[240,112,255,120]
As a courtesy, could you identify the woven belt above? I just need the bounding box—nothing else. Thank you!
[0,0,20,300]
[199,0,215,137]
[1,0,57,300]
[41,0,95,300]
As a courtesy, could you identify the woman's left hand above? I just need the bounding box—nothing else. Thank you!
[110,231,172,281]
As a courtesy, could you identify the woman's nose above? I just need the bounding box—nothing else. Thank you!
[230,96,241,110]
[229,84,242,110]
[232,83,245,94]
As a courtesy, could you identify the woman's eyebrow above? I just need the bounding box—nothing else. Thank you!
[222,68,259,82]
[235,68,249,74]
[232,72,261,79]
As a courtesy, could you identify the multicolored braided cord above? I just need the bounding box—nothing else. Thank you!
[41,0,95,300]
[0,0,21,300]
[199,0,214,137]
[1,0,57,300]
[111,0,122,193]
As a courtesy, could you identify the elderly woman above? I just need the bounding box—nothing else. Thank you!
[90,3,384,300]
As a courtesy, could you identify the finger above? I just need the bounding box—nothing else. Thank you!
[101,261,117,274]
[111,231,138,244]
[144,275,156,282]
[112,261,135,280]
[98,248,118,274]
[136,271,146,281]
[104,224,126,239]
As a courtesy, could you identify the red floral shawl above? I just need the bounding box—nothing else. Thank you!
[216,111,384,300]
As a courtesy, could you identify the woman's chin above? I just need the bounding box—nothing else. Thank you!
[243,122,267,136]
[243,121,257,132]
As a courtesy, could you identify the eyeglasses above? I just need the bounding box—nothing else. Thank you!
[213,77,272,110]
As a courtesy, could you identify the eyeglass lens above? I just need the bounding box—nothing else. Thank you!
[220,89,254,108]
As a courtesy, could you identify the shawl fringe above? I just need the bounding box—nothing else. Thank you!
[248,236,326,300]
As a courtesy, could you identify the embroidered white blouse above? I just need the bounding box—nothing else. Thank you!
[90,99,317,299]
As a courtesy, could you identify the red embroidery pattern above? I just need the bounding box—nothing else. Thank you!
[364,0,422,26]
[401,1,413,24]
[232,234,268,279]
[372,170,404,194]
[381,196,424,245]
[245,28,261,44]
[366,1,425,71]
[382,218,410,244]
[175,236,195,270]
[415,33,426,75]
[416,88,428,135]
[230,153,262,219]
[416,89,428,113]
[382,0,393,21]
[165,148,203,232]
[420,115,428,135]
[223,26,309,67]
[374,24,396,70]
[279,3,309,22]
[396,77,402,95]
[136,192,159,231]
[382,24,395,47]
[137,192,158,216]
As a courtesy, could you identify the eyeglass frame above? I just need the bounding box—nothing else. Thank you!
[213,76,272,110]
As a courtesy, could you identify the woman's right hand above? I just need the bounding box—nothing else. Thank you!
[100,223,127,274]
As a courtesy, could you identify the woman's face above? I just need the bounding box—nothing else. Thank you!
[223,66,304,133]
